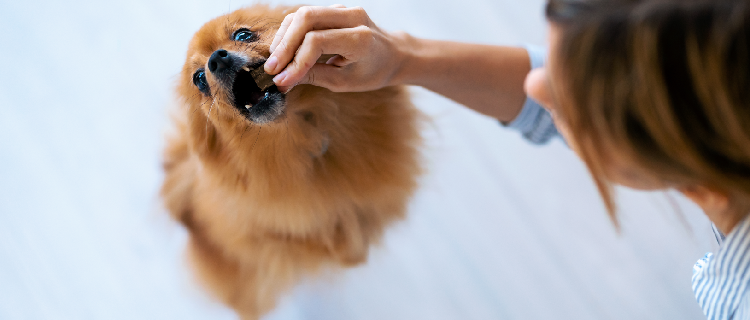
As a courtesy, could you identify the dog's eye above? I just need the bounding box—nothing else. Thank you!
[233,29,255,42]
[192,69,210,94]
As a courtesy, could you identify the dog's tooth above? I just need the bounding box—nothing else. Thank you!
[242,66,250,72]
[245,104,251,109]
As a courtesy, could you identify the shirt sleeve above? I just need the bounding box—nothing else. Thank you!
[734,293,750,320]
[503,45,561,145]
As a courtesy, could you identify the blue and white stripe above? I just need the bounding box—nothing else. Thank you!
[693,216,750,320]
[504,45,561,145]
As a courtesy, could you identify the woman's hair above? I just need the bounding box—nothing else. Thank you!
[546,0,750,223]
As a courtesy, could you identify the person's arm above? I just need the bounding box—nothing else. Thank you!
[264,5,530,123]
[392,35,531,123]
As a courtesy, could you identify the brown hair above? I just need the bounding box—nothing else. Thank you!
[546,0,750,223]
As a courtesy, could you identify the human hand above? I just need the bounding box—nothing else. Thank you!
[263,5,408,92]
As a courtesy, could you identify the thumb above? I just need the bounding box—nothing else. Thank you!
[285,64,343,92]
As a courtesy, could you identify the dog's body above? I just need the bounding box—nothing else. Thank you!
[161,5,421,319]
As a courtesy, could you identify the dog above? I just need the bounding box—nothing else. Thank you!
[160,5,421,319]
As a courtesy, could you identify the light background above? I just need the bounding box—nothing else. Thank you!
[0,0,715,319]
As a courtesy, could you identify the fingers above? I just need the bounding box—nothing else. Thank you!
[270,5,347,54]
[269,13,295,54]
[272,26,372,88]
[265,6,371,75]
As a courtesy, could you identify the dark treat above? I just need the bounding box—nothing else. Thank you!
[251,68,275,91]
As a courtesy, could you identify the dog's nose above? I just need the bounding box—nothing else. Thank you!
[208,49,233,74]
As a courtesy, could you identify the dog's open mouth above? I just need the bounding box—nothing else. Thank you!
[231,64,285,124]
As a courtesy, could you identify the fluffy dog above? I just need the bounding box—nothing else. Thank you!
[160,5,421,319]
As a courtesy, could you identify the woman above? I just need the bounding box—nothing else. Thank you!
[263,0,750,318]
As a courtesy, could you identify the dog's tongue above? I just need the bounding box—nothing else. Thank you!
[250,68,275,91]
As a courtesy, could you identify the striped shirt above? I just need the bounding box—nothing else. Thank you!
[511,46,750,319]
[693,216,750,320]
[505,46,560,144]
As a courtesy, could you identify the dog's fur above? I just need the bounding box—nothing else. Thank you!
[161,5,421,319]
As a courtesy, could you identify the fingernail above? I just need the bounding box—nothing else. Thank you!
[273,70,287,85]
[265,56,278,73]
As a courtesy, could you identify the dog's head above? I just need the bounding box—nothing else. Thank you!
[178,6,298,125]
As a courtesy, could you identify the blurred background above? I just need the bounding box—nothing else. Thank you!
[0,0,716,319]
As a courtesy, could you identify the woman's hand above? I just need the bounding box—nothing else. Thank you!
[263,5,407,92]
[264,5,532,123]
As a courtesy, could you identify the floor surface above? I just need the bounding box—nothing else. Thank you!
[0,0,715,319]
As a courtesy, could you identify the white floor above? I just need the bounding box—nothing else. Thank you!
[0,0,716,319]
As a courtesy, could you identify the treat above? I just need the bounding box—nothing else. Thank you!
[250,67,275,91]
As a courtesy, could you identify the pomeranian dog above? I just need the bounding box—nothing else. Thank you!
[160,5,421,319]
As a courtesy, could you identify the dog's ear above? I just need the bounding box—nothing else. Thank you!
[189,109,224,161]
[325,212,370,265]
[161,114,196,227]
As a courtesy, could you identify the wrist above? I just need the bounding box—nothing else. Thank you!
[388,36,454,89]
[387,31,420,87]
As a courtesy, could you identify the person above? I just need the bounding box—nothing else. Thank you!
[263,0,750,318]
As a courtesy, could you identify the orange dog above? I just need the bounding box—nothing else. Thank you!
[161,5,421,319]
